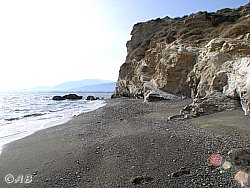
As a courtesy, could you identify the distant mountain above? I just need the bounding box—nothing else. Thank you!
[14,79,116,92]
[53,79,114,91]
[71,82,116,92]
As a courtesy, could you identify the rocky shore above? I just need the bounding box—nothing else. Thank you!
[0,99,249,187]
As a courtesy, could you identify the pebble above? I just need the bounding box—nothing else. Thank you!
[32,171,38,176]
[222,161,232,170]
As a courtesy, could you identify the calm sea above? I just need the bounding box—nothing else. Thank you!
[0,92,111,154]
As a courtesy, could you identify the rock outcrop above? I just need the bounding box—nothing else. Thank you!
[184,38,250,117]
[52,96,66,101]
[113,3,250,116]
[52,94,83,100]
[86,96,97,100]
[64,94,83,100]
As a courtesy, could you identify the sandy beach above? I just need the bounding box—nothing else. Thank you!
[0,98,249,188]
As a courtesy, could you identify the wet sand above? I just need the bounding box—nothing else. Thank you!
[0,98,249,188]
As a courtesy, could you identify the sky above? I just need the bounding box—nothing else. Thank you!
[0,0,249,90]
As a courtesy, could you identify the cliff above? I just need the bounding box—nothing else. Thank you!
[113,3,250,117]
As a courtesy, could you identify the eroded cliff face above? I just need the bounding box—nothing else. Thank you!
[114,3,250,116]
[182,38,250,117]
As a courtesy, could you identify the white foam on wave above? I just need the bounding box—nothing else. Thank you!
[0,100,106,155]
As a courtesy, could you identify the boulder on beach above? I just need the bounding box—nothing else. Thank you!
[145,93,167,102]
[86,96,96,100]
[52,96,66,100]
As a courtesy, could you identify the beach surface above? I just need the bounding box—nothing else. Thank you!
[0,98,249,188]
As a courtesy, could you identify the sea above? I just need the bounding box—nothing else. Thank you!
[0,92,111,154]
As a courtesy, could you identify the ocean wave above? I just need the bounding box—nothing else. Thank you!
[48,109,64,112]
[23,113,45,118]
[37,115,64,120]
[4,113,45,122]
[4,117,20,121]
[14,109,29,112]
[0,131,27,139]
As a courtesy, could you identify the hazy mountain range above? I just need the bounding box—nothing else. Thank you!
[15,79,116,92]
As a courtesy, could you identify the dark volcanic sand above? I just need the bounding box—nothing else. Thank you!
[0,98,249,188]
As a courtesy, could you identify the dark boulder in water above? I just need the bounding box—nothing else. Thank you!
[86,96,96,100]
[52,94,82,100]
[52,96,66,100]
[63,94,83,100]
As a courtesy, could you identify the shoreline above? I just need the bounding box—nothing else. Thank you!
[0,100,107,155]
[0,98,249,187]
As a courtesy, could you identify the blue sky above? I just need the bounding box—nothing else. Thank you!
[0,0,249,90]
